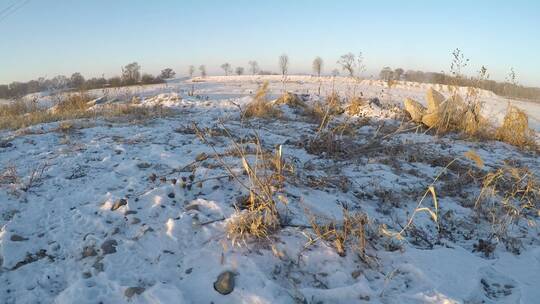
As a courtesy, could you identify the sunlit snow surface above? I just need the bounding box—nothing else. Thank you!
[1,76,539,303]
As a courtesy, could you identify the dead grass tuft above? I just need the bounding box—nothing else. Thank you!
[194,124,287,246]
[306,208,369,259]
[243,82,282,119]
[345,97,367,115]
[495,105,536,148]
[274,91,305,108]
[475,165,539,242]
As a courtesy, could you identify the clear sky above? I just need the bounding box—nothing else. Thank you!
[0,0,539,86]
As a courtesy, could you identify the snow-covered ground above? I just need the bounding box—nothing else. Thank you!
[1,76,539,303]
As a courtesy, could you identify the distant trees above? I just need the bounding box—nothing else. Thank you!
[121,62,141,85]
[337,52,366,78]
[278,54,289,76]
[337,53,356,77]
[248,61,259,75]
[199,65,207,78]
[188,65,195,78]
[221,63,232,76]
[235,67,245,75]
[160,68,176,79]
[312,56,323,77]
[379,67,393,81]
[331,69,340,77]
[70,73,85,89]
[394,68,404,80]
[51,75,69,91]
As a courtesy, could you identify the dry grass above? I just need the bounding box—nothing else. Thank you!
[194,124,288,246]
[406,89,536,149]
[274,91,306,108]
[0,93,172,130]
[306,208,368,259]
[475,165,539,241]
[495,105,536,148]
[345,97,367,115]
[243,81,282,119]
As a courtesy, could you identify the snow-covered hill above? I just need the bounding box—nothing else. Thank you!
[1,77,539,303]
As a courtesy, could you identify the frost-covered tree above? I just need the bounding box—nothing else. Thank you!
[248,61,259,75]
[70,72,85,89]
[220,63,232,76]
[379,67,393,81]
[279,54,289,76]
[394,68,404,80]
[121,62,141,85]
[199,65,207,78]
[312,56,323,77]
[337,53,356,77]
[235,67,244,75]
[160,68,176,79]
[188,65,195,78]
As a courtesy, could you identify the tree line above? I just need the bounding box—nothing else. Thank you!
[0,62,177,99]
[379,66,540,101]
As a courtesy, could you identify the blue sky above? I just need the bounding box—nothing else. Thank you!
[0,0,539,86]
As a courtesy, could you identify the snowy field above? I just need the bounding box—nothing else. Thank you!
[1,76,539,303]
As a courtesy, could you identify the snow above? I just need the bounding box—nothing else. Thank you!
[0,76,539,303]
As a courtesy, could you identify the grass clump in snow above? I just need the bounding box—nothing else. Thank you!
[243,81,282,119]
[345,96,367,115]
[475,165,539,250]
[274,91,306,108]
[306,207,369,259]
[194,124,287,246]
[495,105,536,148]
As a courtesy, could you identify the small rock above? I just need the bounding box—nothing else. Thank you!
[196,152,208,162]
[168,192,175,198]
[0,141,13,148]
[125,287,145,298]
[125,210,138,215]
[111,199,127,211]
[368,97,381,107]
[82,246,97,258]
[214,271,235,295]
[160,176,167,183]
[185,267,193,274]
[93,260,104,272]
[82,271,92,279]
[171,178,177,185]
[10,234,28,242]
[101,239,118,255]
[149,173,157,182]
[351,270,362,279]
[131,217,141,224]
[137,162,151,169]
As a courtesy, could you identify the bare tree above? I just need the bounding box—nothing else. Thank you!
[220,63,232,76]
[312,56,323,77]
[121,62,141,85]
[70,72,85,89]
[394,68,404,80]
[278,54,289,76]
[379,67,393,81]
[199,65,206,78]
[188,65,195,78]
[356,51,366,76]
[337,53,355,77]
[235,67,245,75]
[248,61,259,75]
[160,68,176,79]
